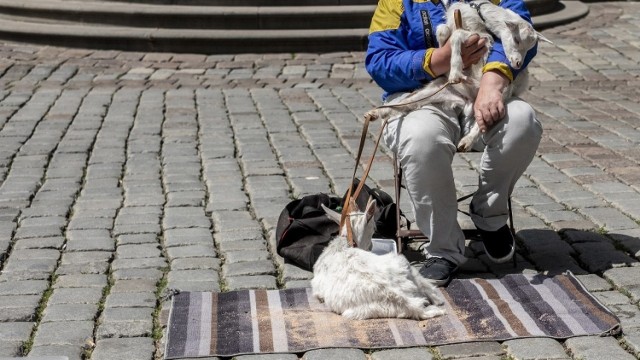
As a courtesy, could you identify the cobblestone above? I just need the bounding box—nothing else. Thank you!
[623,329,640,358]
[439,342,506,359]
[370,348,433,360]
[47,288,103,305]
[40,304,98,323]
[222,261,276,277]
[91,337,155,360]
[504,337,569,359]
[225,275,278,291]
[303,348,367,360]
[565,336,636,360]
[0,3,639,359]
[32,321,94,346]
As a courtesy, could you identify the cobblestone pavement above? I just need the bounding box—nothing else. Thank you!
[0,2,639,360]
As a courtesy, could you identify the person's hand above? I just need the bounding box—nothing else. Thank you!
[430,34,487,77]
[460,34,488,69]
[474,70,510,132]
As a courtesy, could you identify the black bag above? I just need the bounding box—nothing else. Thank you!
[275,179,404,271]
[346,178,400,240]
[275,193,341,272]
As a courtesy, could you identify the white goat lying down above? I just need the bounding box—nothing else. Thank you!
[365,0,552,151]
[311,197,445,320]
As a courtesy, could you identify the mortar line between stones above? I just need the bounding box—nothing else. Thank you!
[14,86,115,356]
[0,88,67,276]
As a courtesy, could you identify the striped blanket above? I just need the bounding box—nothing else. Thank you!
[165,273,620,359]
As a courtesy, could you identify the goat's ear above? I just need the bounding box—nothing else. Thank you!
[365,196,377,222]
[505,20,519,32]
[321,204,342,224]
[536,31,554,44]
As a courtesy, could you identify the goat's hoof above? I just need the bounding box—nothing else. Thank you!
[430,295,445,306]
[448,73,467,84]
[451,77,466,84]
[457,140,472,152]
[422,305,446,319]
[364,110,379,122]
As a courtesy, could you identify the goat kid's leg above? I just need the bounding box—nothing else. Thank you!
[364,85,443,122]
[436,24,452,45]
[372,284,436,320]
[342,303,397,320]
[410,267,445,306]
[422,304,446,319]
[364,106,397,122]
[364,105,405,123]
[457,124,480,152]
[396,293,445,320]
[457,102,480,152]
[448,30,471,84]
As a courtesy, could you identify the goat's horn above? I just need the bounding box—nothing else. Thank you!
[349,198,359,212]
[536,31,554,44]
[365,196,377,221]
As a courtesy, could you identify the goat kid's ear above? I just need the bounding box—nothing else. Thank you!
[536,31,554,44]
[365,196,377,222]
[321,204,342,224]
[505,20,519,32]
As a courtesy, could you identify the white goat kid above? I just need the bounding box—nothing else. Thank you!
[311,197,445,320]
[471,0,551,70]
[365,0,552,151]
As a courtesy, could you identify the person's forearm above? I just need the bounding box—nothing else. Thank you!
[474,70,511,132]
[480,70,510,92]
[428,45,452,77]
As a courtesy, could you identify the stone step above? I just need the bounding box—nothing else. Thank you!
[0,16,369,53]
[0,357,68,360]
[0,0,589,53]
[57,0,375,5]
[0,0,375,30]
[532,0,589,29]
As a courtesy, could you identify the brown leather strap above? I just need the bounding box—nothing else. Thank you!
[340,112,373,247]
[352,118,389,206]
[342,55,457,246]
[340,116,391,247]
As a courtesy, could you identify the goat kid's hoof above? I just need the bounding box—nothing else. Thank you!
[422,305,446,319]
[430,296,445,307]
[364,110,379,122]
[457,141,472,152]
[457,134,475,152]
[448,73,467,84]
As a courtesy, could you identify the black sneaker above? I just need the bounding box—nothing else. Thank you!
[478,225,515,263]
[418,257,458,287]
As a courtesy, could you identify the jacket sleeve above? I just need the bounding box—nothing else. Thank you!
[365,0,435,96]
[483,0,538,81]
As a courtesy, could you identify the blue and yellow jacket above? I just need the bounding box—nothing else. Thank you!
[366,0,537,98]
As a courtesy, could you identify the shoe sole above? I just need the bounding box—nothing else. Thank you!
[418,264,458,287]
[432,276,452,287]
[483,242,515,264]
[424,266,459,287]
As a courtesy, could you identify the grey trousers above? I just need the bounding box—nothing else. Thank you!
[382,98,542,265]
